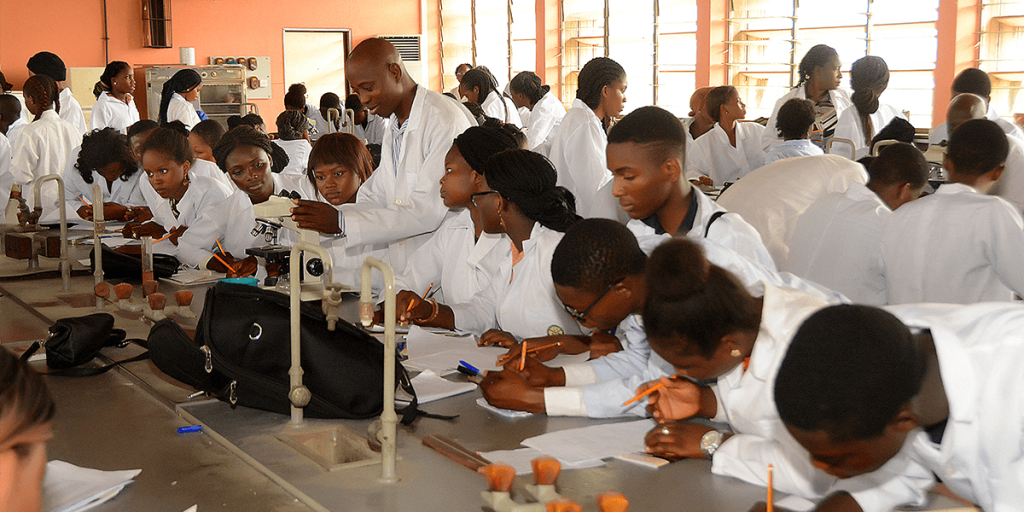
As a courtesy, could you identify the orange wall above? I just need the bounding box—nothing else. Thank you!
[0,0,429,123]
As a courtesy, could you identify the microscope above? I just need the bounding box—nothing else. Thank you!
[247,190,327,288]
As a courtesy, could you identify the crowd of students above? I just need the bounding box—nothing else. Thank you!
[1,39,1023,512]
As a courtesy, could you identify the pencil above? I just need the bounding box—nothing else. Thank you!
[212,253,237,274]
[766,464,774,512]
[622,382,664,406]
[497,341,562,365]
[151,233,172,244]
[215,238,228,256]
[407,282,434,313]
[79,195,91,206]
[520,341,527,371]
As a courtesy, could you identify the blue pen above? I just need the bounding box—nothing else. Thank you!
[177,425,202,434]
[457,360,481,376]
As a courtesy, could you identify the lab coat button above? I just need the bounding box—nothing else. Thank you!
[396,199,403,205]
[945,467,956,477]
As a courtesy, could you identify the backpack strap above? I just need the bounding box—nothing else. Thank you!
[394,365,458,425]
[704,211,728,238]
[20,337,150,377]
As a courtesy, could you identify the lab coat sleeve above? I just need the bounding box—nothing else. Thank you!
[126,173,147,206]
[579,356,674,418]
[393,223,447,295]
[9,129,40,186]
[561,123,616,219]
[685,138,709,181]
[711,434,838,500]
[176,194,235,267]
[447,266,503,335]
[89,101,111,132]
[985,204,1024,297]
[587,336,653,382]
[761,94,788,151]
[705,214,777,271]
[0,135,12,224]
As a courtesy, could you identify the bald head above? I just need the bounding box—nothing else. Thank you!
[346,38,417,121]
[946,93,987,135]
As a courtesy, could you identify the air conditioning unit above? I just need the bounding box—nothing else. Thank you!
[380,34,425,85]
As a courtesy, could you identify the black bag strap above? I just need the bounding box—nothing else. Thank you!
[394,366,458,425]
[20,337,150,377]
[704,210,728,238]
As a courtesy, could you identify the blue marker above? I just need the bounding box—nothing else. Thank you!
[177,425,202,434]
[457,360,481,376]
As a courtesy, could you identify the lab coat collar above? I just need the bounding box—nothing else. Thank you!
[895,318,978,431]
[738,283,828,384]
[37,109,60,122]
[846,182,890,210]
[570,98,601,128]
[390,84,427,133]
[934,182,978,196]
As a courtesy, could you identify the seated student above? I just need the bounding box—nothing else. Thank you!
[27,52,86,135]
[607,105,775,270]
[684,87,715,144]
[274,110,312,177]
[930,68,1024,145]
[89,61,139,134]
[774,303,1024,512]
[881,119,1024,304]
[0,346,56,512]
[396,149,583,340]
[784,143,929,305]
[507,71,566,151]
[0,94,23,143]
[866,117,916,156]
[546,57,629,221]
[177,126,311,275]
[157,69,202,130]
[10,75,83,217]
[58,127,145,223]
[384,124,518,315]
[187,119,233,189]
[283,83,319,138]
[459,68,523,128]
[312,92,341,139]
[345,93,388,146]
[0,125,10,226]
[126,127,231,256]
[127,119,159,164]
[834,56,907,160]
[763,98,823,166]
[686,85,766,185]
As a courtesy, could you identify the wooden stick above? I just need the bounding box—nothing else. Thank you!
[421,434,491,472]
[212,253,236,274]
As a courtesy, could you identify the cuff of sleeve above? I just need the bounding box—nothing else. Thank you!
[561,363,601,387]
[543,386,587,416]
[710,385,727,423]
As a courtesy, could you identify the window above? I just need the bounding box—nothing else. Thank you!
[727,0,939,129]
[979,0,1024,124]
[440,0,537,93]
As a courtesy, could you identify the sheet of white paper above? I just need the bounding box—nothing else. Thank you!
[477,447,605,474]
[405,369,476,404]
[43,460,140,512]
[403,325,503,373]
[162,267,225,286]
[520,419,656,465]
[476,397,534,418]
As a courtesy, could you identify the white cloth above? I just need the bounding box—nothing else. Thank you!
[0,132,12,224]
[881,182,1024,304]
[762,87,853,151]
[5,117,28,148]
[448,223,583,339]
[989,134,1024,214]
[784,183,891,305]
[88,92,140,134]
[9,110,83,214]
[526,92,566,150]
[276,138,312,177]
[165,92,201,130]
[717,154,869,268]
[317,202,388,290]
[832,103,906,160]
[481,90,523,128]
[142,174,231,255]
[686,121,766,184]
[188,158,234,190]
[353,114,388,146]
[340,86,472,276]
[547,99,625,221]
[929,104,1024,145]
[394,208,509,305]
[59,88,87,135]
[50,146,146,224]
[762,139,824,167]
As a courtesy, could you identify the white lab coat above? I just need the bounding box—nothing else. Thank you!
[832,103,906,160]
[762,139,824,167]
[784,183,890,305]
[165,92,201,130]
[929,103,1024,145]
[686,121,767,184]
[526,92,566,150]
[353,114,388,146]
[5,117,28,148]
[762,86,853,151]
[142,175,232,256]
[188,158,234,190]
[276,138,312,178]
[449,223,583,339]
[881,182,1024,304]
[717,154,869,267]
[89,92,140,134]
[547,99,624,222]
[9,110,83,213]
[989,135,1024,214]
[481,91,523,128]
[58,88,87,135]
[394,208,509,305]
[50,146,146,224]
[339,85,472,276]
[0,132,13,225]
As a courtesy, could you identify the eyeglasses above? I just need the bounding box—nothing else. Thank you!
[469,190,498,208]
[563,278,624,323]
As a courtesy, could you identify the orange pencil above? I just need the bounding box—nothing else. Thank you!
[767,464,774,512]
[498,341,562,365]
[78,195,91,206]
[213,253,237,274]
[151,233,172,244]
[622,381,664,406]
[519,341,527,371]
[215,238,228,256]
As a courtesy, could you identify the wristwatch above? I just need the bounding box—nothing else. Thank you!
[700,429,725,460]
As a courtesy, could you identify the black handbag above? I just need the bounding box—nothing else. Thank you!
[19,313,149,376]
[89,243,181,281]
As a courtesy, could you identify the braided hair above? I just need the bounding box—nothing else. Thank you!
[76,127,139,184]
[93,61,131,98]
[480,149,581,233]
[23,75,60,121]
[576,57,626,110]
[796,44,840,88]
[509,71,549,105]
[276,110,308,141]
[213,126,284,174]
[850,56,890,146]
[453,124,521,171]
[157,69,201,125]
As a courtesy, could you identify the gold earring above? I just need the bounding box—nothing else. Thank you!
[730,349,741,358]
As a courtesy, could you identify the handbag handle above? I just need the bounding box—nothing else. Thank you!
[19,337,149,377]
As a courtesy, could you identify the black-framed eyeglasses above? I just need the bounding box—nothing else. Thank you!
[563,278,624,323]
[470,190,498,208]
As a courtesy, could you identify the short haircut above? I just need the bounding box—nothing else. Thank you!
[952,68,992,98]
[284,83,307,110]
[343,93,361,112]
[869,117,916,154]
[306,132,374,193]
[775,305,925,442]
[576,57,626,110]
[551,219,647,294]
[607,105,686,167]
[190,119,225,149]
[275,110,308,141]
[242,113,265,127]
[867,142,929,189]
[138,126,195,166]
[704,86,736,123]
[127,119,159,140]
[947,118,1009,176]
[643,239,761,358]
[0,347,56,445]
[0,94,22,123]
[776,98,816,139]
[320,92,341,111]
[213,126,282,173]
[456,63,474,74]
[76,127,139,183]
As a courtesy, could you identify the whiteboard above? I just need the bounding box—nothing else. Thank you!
[282,29,351,107]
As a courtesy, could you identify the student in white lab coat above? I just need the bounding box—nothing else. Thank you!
[59,127,145,224]
[385,124,518,317]
[345,94,388,145]
[284,84,320,138]
[27,52,86,135]
[546,57,628,221]
[762,44,852,152]
[450,63,473,97]
[288,38,472,276]
[686,85,766,185]
[310,92,340,141]
[0,131,12,225]
[775,303,1024,512]
[929,68,1024,145]
[882,119,1024,304]
[0,347,56,512]
[10,75,82,216]
[684,87,715,146]
[89,61,140,134]
[459,68,523,128]
[0,95,22,145]
[784,143,930,305]
[274,110,312,178]
[834,56,907,160]
[762,98,824,166]
[186,119,233,190]
[158,69,202,130]
[508,71,566,151]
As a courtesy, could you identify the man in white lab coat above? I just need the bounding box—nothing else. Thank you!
[289,38,471,275]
